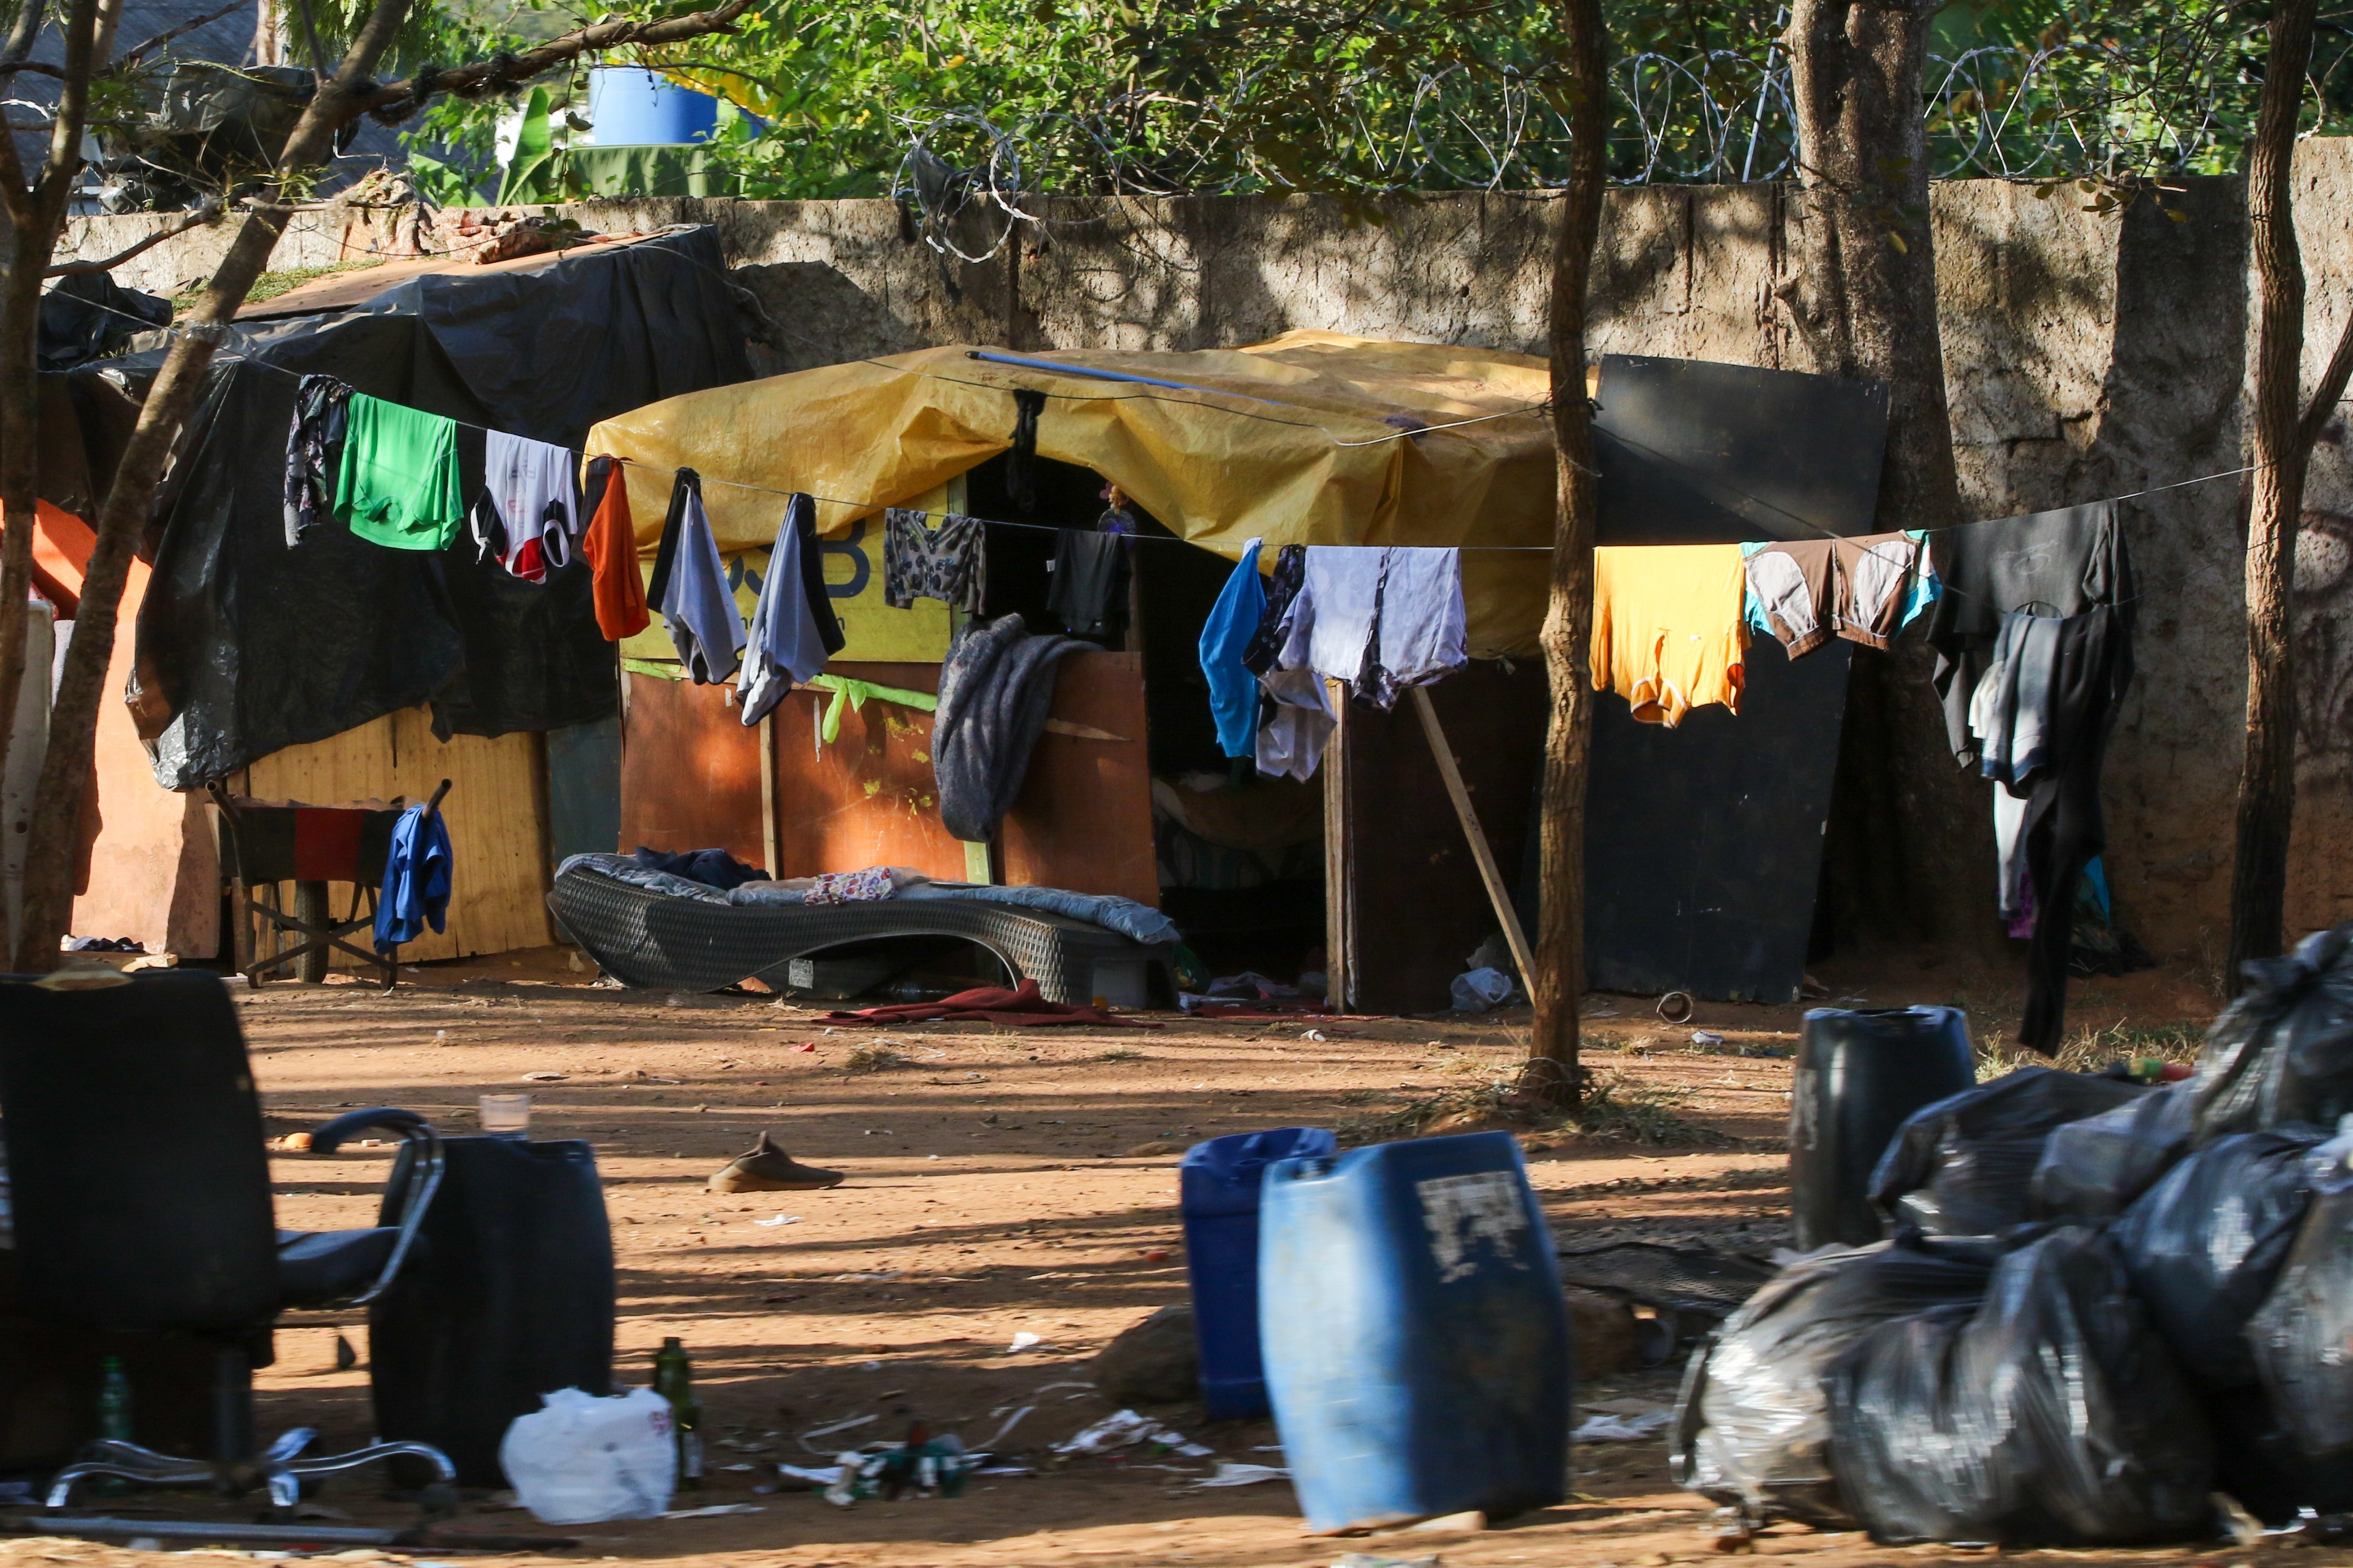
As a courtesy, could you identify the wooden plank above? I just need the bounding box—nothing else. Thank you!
[1000,651,1159,908]
[244,707,555,963]
[1410,685,1538,988]
[617,673,767,870]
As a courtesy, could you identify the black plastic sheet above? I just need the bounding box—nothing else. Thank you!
[1671,1238,1995,1528]
[1869,1067,2146,1238]
[2114,1126,2326,1390]
[117,228,752,789]
[2029,1079,2197,1222]
[2247,1135,2353,1460]
[1827,1226,2213,1547]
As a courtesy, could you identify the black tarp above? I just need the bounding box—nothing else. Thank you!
[1580,354,1891,1002]
[112,227,752,790]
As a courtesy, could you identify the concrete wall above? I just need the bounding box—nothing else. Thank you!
[54,154,2353,966]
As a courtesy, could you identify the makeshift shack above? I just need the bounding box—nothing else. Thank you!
[585,337,1899,1011]
[584,334,1560,1009]
[46,225,751,961]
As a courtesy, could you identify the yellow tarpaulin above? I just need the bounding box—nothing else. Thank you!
[583,330,1557,656]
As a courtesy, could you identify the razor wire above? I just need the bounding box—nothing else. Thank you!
[892,39,2260,261]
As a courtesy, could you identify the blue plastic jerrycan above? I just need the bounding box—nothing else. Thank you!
[1180,1126,1338,1419]
[1259,1131,1570,1533]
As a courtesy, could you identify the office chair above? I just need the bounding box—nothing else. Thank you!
[0,969,456,1510]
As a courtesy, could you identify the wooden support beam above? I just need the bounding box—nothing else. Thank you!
[1409,685,1538,990]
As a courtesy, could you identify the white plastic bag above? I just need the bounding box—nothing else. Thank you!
[499,1387,678,1524]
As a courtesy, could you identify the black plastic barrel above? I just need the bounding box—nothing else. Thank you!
[1790,1007,1976,1250]
[369,1136,616,1485]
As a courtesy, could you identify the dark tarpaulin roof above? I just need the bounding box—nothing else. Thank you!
[116,225,753,790]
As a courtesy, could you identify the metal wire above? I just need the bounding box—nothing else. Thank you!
[890,40,2256,263]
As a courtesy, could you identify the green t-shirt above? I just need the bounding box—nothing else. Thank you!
[334,393,464,550]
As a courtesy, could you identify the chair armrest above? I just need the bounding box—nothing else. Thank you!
[310,1107,426,1156]
[302,1109,442,1308]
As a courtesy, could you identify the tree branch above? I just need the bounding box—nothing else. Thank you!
[352,0,753,120]
[0,59,63,75]
[2300,303,2353,454]
[37,0,103,216]
[0,0,43,66]
[44,197,219,274]
[114,0,240,65]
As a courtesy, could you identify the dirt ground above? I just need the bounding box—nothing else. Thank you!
[8,946,2323,1568]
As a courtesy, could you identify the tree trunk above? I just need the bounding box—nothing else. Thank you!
[12,0,415,969]
[1783,0,1964,533]
[1522,0,1608,1110]
[2230,0,2331,986]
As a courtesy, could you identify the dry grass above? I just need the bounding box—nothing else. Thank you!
[1977,1019,2207,1080]
[1558,1071,1731,1147]
[842,1041,907,1073]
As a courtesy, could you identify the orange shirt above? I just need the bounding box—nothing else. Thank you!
[583,458,649,641]
[1590,543,1749,727]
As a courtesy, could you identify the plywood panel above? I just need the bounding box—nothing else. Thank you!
[1337,662,1548,1013]
[617,672,765,870]
[766,662,968,881]
[1003,652,1159,907]
[242,708,553,963]
[72,556,220,957]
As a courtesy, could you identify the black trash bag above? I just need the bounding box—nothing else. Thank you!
[1670,1237,1997,1528]
[1869,1067,2146,1238]
[37,272,171,371]
[2113,1126,2327,1389]
[1826,1226,2214,1547]
[2206,1388,2353,1525]
[2030,1079,2197,1222]
[2191,922,2353,1144]
[2247,1133,2353,1458]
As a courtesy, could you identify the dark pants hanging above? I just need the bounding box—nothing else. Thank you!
[2018,605,2134,1052]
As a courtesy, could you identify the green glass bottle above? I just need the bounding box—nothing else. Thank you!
[95,1355,133,1495]
[651,1337,702,1489]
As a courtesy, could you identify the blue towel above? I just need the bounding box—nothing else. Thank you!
[1198,539,1265,759]
[375,805,452,948]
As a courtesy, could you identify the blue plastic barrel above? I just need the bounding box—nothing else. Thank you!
[1260,1131,1570,1532]
[585,67,720,146]
[1180,1127,1337,1419]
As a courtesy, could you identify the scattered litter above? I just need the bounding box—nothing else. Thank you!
[1334,1555,1440,1568]
[976,1464,1035,1476]
[1008,1331,1045,1352]
[1574,1410,1673,1442]
[751,1214,803,1228]
[776,1463,845,1486]
[1689,1031,1725,1048]
[1656,990,1695,1024]
[976,1405,1035,1449]
[660,1503,764,1518]
[832,1271,902,1282]
[1055,1409,1212,1458]
[1302,1030,1327,1043]
[795,1042,817,1052]
[1191,1462,1291,1488]
[798,1413,879,1453]
[522,1071,568,1082]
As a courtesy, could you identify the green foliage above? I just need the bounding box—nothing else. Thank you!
[392,0,2353,205]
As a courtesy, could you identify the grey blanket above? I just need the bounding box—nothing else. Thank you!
[932,613,1090,842]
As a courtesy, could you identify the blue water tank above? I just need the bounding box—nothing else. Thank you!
[1181,1126,1336,1419]
[1260,1131,1570,1532]
[585,67,719,146]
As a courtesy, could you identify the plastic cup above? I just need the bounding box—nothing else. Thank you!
[479,1093,531,1138]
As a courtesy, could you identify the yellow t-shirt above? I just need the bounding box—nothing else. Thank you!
[1590,543,1750,727]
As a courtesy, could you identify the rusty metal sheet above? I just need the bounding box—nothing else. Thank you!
[618,673,765,870]
[1003,651,1159,908]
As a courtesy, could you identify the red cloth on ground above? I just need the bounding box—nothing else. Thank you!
[823,978,1155,1027]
